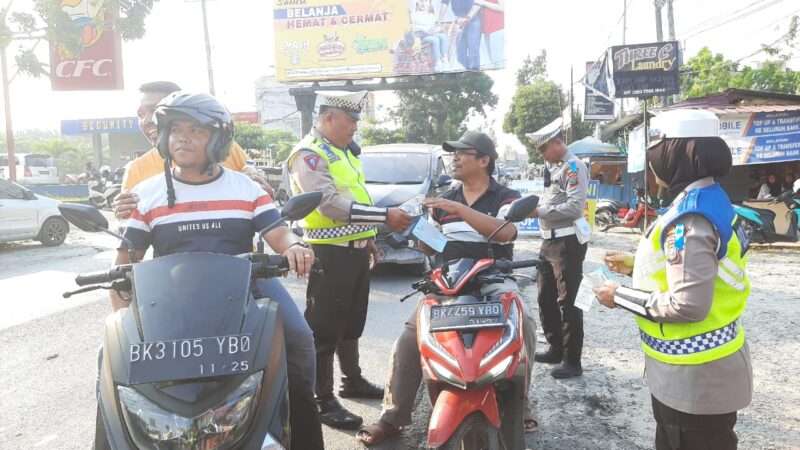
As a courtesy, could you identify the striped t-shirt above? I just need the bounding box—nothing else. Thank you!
[121,168,283,256]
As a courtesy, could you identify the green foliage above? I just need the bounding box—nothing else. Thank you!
[680,19,800,99]
[516,50,548,86]
[503,78,564,155]
[389,72,498,144]
[234,122,296,162]
[360,127,406,146]
[2,1,156,77]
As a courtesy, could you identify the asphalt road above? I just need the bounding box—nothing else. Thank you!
[2,222,799,450]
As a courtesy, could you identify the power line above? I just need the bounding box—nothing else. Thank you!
[681,0,787,40]
[677,0,772,36]
[600,0,636,48]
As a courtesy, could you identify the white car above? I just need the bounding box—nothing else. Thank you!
[0,178,69,246]
[0,153,60,185]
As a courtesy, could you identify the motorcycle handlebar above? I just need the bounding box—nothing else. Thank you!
[494,259,541,273]
[75,266,128,286]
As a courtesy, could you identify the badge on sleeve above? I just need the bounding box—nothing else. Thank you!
[567,161,579,187]
[303,154,320,170]
[665,224,686,265]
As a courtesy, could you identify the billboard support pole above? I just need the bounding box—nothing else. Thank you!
[294,91,318,136]
[1,36,16,182]
[642,99,649,234]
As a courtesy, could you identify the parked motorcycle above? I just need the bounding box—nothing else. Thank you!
[396,195,540,450]
[734,187,800,244]
[58,191,323,450]
[88,167,122,210]
[596,184,663,232]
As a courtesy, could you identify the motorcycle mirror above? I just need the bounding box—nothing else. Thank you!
[281,191,322,222]
[505,195,540,223]
[58,203,109,232]
[436,174,452,188]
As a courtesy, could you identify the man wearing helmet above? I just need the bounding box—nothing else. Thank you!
[113,81,272,220]
[109,92,324,450]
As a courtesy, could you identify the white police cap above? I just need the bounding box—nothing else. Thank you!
[526,117,563,151]
[317,90,368,120]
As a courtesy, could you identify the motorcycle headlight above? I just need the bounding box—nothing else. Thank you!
[419,303,459,369]
[480,301,519,369]
[118,372,263,450]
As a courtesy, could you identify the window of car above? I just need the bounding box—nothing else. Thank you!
[0,179,25,200]
[24,154,55,167]
[435,157,446,179]
[361,152,431,184]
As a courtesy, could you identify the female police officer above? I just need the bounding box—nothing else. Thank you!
[594,110,752,450]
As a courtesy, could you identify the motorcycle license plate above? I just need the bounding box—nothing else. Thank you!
[429,302,505,332]
[127,334,254,384]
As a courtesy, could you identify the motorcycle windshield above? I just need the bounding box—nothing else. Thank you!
[131,252,252,342]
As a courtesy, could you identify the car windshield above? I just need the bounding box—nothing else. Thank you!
[25,155,55,167]
[361,152,429,184]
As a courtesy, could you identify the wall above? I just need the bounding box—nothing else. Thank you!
[108,133,151,169]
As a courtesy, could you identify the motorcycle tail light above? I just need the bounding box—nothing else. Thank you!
[118,372,262,449]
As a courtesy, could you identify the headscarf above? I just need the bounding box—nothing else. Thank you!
[648,137,732,198]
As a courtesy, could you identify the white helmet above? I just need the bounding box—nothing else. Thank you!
[794,178,800,195]
[650,109,719,140]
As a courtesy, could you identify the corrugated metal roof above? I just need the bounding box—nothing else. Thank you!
[679,104,800,114]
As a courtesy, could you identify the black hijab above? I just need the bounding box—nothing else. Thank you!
[648,137,732,199]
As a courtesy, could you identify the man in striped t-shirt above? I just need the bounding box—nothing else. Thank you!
[109,92,324,450]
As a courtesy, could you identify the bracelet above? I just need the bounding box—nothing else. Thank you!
[289,241,310,249]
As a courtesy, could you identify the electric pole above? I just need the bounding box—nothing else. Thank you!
[623,0,627,44]
[200,0,215,95]
[667,0,675,40]
[655,0,664,41]
[1,2,17,182]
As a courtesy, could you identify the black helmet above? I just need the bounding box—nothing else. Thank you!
[154,91,235,165]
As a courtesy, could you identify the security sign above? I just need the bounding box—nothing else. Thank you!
[49,0,124,91]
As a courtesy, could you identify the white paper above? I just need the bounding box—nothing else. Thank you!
[575,280,595,312]
[576,266,618,313]
[574,216,592,244]
[411,217,448,253]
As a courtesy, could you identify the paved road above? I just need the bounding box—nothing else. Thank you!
[2,224,799,450]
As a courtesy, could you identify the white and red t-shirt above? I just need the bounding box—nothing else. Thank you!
[121,168,282,256]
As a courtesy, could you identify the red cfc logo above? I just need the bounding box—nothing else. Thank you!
[55,59,114,78]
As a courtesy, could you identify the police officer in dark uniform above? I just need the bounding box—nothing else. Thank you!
[527,119,590,379]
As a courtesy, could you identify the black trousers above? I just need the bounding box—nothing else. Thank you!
[305,243,371,397]
[652,396,739,450]
[536,234,588,364]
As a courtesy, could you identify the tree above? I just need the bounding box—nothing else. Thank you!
[389,72,498,144]
[234,122,295,162]
[360,126,405,146]
[263,130,296,162]
[516,49,548,86]
[680,17,800,99]
[503,78,564,159]
[235,122,269,151]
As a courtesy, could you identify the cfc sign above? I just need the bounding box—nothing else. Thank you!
[49,0,124,91]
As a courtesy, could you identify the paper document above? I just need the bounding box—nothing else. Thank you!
[410,217,448,253]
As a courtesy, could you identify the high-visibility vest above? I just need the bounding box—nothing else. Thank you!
[288,135,377,244]
[632,183,749,365]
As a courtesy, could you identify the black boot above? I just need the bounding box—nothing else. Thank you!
[339,375,385,399]
[550,361,583,379]
[316,395,363,430]
[534,346,562,364]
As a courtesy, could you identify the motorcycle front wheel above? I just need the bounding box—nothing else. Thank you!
[430,412,505,450]
[596,210,617,232]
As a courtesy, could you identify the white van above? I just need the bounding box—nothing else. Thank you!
[0,153,60,185]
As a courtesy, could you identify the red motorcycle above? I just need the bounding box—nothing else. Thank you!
[401,195,540,449]
[596,185,661,232]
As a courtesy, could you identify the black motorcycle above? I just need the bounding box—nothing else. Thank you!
[59,192,322,450]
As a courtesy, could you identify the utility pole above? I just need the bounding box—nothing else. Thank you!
[654,0,664,41]
[1,3,17,182]
[200,0,215,95]
[623,0,627,44]
[667,0,675,40]
[569,65,574,144]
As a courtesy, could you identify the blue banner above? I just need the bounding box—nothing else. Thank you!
[511,180,600,235]
[61,117,139,136]
[720,111,800,165]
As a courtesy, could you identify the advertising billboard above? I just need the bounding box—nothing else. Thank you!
[609,41,680,98]
[272,0,506,82]
[584,61,615,121]
[49,0,124,91]
[719,110,800,165]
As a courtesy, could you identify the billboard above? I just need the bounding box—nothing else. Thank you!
[584,60,615,121]
[233,112,262,124]
[719,111,800,165]
[510,180,600,236]
[272,0,506,82]
[49,0,124,91]
[609,41,680,98]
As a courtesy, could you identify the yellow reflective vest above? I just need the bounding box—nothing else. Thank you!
[288,135,377,244]
[632,183,749,365]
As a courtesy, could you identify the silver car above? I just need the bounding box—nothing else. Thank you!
[0,153,60,185]
[0,178,69,246]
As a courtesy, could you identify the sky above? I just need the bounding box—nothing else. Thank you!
[2,0,799,137]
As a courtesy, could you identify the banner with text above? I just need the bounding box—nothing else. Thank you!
[272,0,506,82]
[719,111,800,165]
[584,60,615,121]
[510,180,600,236]
[49,0,124,91]
[609,41,680,98]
